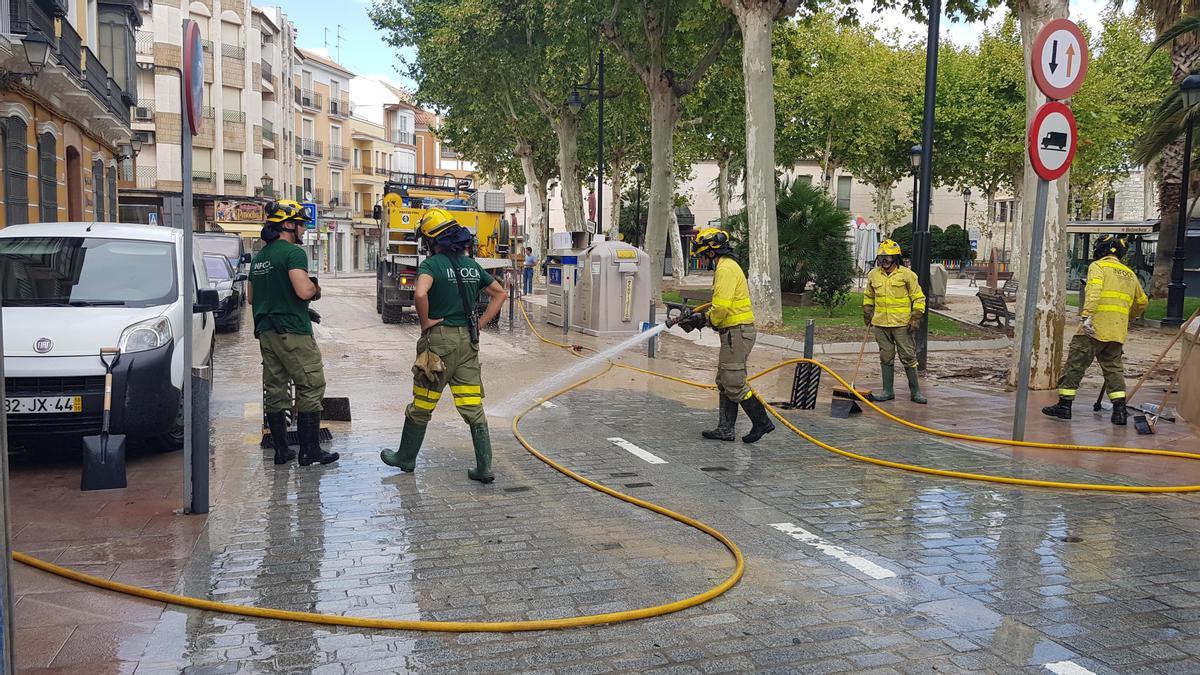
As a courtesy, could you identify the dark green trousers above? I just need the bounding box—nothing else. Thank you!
[259,331,326,413]
[874,326,917,369]
[406,325,486,425]
[1056,333,1126,400]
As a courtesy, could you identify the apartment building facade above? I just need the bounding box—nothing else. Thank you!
[293,47,351,272]
[349,114,387,271]
[1,0,138,227]
[120,0,295,236]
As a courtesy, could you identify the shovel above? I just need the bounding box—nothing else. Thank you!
[81,347,127,491]
[831,327,873,418]
[1133,329,1196,435]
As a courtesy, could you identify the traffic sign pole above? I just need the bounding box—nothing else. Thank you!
[1013,176,1050,441]
[181,18,207,514]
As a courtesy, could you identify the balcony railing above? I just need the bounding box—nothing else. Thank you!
[329,98,350,118]
[56,17,83,82]
[224,173,245,185]
[296,138,323,159]
[135,29,154,55]
[223,109,245,124]
[374,167,389,176]
[9,0,54,39]
[201,39,213,53]
[82,48,109,104]
[201,106,215,119]
[222,43,245,59]
[135,166,156,190]
[107,78,131,126]
[328,145,350,164]
[261,59,273,81]
[390,131,416,146]
[193,170,216,183]
[296,88,322,111]
[357,163,372,174]
[440,146,460,159]
[326,191,350,207]
[262,120,275,142]
[311,188,325,204]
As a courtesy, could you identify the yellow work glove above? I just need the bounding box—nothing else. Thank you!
[412,350,445,385]
[907,311,923,332]
[863,307,874,327]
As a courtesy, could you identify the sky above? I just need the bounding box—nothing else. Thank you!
[271,0,1134,93]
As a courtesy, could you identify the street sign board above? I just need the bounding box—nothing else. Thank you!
[1031,18,1088,100]
[302,202,318,230]
[182,21,204,136]
[1028,101,1078,181]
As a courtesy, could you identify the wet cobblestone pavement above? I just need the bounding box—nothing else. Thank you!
[10,277,1200,674]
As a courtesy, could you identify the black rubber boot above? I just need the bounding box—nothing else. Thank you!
[1041,398,1073,420]
[380,417,425,472]
[297,412,339,466]
[873,364,896,402]
[265,412,296,465]
[467,423,495,484]
[701,397,739,441]
[1111,397,1128,426]
[905,367,927,404]
[739,396,776,444]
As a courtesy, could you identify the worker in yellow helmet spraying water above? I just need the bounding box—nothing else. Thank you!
[665,227,774,443]
[863,239,927,404]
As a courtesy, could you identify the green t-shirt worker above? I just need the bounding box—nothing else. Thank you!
[249,199,339,467]
[381,208,508,483]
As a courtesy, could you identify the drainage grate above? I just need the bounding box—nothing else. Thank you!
[700,466,728,472]
[595,542,623,551]
[504,486,531,493]
[623,482,653,488]
[610,472,638,478]
[1060,536,1083,543]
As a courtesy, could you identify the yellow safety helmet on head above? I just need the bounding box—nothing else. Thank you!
[265,199,310,225]
[417,207,461,239]
[877,239,902,257]
[691,227,733,257]
[1093,234,1128,260]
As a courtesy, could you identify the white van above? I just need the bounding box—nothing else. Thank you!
[1,223,218,450]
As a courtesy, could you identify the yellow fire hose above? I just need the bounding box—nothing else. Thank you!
[12,300,1200,634]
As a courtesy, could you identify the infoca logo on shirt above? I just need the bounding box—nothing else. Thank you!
[446,267,481,281]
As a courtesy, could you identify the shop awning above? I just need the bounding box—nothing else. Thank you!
[213,222,262,236]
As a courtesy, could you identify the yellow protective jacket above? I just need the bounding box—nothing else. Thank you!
[707,256,755,329]
[1081,256,1148,344]
[864,266,926,328]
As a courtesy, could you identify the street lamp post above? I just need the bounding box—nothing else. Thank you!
[634,162,645,247]
[909,145,921,232]
[1165,73,1200,327]
[568,48,605,241]
[912,0,941,371]
[962,187,972,268]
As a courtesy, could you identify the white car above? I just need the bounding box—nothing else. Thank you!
[1,223,218,451]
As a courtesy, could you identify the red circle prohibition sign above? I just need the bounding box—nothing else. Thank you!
[1028,101,1078,182]
[183,21,204,136]
[1031,18,1089,100]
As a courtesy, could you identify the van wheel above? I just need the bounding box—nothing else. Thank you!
[381,302,404,324]
[148,396,185,452]
[376,283,383,314]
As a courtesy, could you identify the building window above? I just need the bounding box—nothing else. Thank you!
[93,159,105,221]
[38,132,56,222]
[353,147,360,169]
[97,7,136,97]
[4,117,29,225]
[1103,192,1116,221]
[835,176,851,211]
[796,175,812,186]
[107,166,117,221]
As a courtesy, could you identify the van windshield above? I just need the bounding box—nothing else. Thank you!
[0,237,177,307]
[196,236,242,266]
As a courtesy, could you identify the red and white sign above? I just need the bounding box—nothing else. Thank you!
[183,21,204,136]
[1031,19,1088,100]
[1028,101,1077,181]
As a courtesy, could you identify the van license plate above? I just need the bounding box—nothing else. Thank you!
[4,396,82,415]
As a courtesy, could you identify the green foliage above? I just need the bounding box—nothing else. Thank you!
[727,178,851,293]
[807,239,856,316]
[935,224,973,260]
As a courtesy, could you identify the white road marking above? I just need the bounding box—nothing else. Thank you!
[607,437,667,464]
[769,522,897,579]
[540,401,557,409]
[1044,661,1096,675]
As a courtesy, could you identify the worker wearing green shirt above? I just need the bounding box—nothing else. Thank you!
[381,208,508,482]
[250,200,338,467]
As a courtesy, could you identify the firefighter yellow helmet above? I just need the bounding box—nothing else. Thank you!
[265,199,310,224]
[877,239,902,257]
[692,227,733,257]
[417,208,461,239]
[1094,234,1128,259]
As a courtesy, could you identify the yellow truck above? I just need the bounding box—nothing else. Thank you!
[374,173,513,323]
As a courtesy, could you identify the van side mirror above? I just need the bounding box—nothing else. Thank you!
[241,253,252,264]
[373,204,382,221]
[195,289,220,313]
[236,273,248,282]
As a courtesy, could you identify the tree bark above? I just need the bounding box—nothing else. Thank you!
[668,205,686,280]
[517,141,548,260]
[717,157,731,223]
[644,85,681,299]
[551,115,588,233]
[734,4,783,327]
[1010,0,1070,390]
[609,159,624,241]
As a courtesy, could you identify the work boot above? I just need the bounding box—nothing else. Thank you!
[701,397,739,441]
[265,412,296,465]
[1041,397,1073,420]
[380,417,425,472]
[905,367,927,405]
[1111,397,1128,426]
[873,364,896,402]
[467,423,495,484]
[297,412,339,466]
[739,396,776,444]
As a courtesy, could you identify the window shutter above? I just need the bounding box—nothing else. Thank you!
[5,117,30,225]
[38,133,57,222]
[93,159,105,221]
[107,166,117,220]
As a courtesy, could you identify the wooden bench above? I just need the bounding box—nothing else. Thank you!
[1001,277,1018,300]
[678,288,713,304]
[965,267,1014,287]
[978,290,1015,331]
